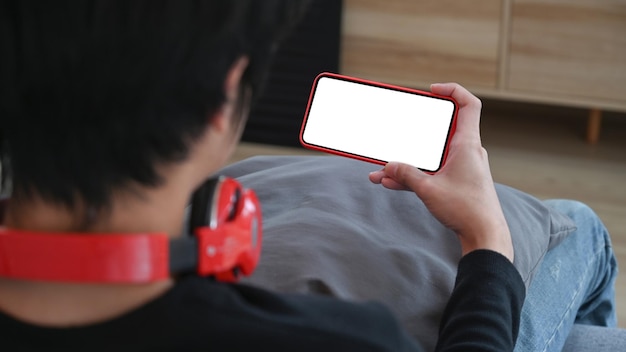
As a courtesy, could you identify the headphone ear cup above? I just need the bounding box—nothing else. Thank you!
[189,178,221,231]
[189,176,261,281]
[190,176,242,230]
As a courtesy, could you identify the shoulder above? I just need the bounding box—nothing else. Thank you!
[160,276,423,351]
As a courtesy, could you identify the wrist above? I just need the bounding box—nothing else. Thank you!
[457,223,514,263]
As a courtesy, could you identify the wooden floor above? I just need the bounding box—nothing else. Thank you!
[229,99,626,327]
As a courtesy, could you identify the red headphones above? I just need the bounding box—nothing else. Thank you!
[0,176,262,283]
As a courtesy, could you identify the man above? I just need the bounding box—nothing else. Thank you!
[0,1,616,351]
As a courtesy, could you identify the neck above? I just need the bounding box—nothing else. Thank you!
[4,177,194,238]
[0,165,203,327]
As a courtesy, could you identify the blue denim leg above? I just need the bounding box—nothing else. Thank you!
[514,199,618,352]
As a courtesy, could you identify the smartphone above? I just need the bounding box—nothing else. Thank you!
[299,73,458,173]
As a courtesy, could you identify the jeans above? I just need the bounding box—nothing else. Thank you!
[514,199,619,352]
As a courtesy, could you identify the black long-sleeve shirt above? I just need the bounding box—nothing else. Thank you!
[0,250,524,351]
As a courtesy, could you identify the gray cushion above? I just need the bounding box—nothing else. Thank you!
[219,155,576,350]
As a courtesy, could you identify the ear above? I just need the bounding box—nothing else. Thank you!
[210,57,250,132]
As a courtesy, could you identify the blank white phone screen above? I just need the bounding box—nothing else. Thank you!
[302,76,456,171]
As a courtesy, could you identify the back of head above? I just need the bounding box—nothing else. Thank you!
[0,0,308,213]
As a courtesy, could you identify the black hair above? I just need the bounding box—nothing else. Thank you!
[0,0,309,212]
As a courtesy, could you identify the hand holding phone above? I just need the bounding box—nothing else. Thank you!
[299,73,458,173]
[369,82,514,263]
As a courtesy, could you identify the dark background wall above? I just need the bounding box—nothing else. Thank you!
[242,0,342,147]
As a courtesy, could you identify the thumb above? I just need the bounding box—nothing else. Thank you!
[384,162,429,193]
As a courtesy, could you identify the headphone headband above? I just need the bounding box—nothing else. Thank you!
[0,177,262,283]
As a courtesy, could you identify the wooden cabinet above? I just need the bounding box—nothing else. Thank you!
[508,0,626,104]
[342,0,503,89]
[341,0,626,142]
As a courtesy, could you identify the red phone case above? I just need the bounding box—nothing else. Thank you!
[299,72,458,173]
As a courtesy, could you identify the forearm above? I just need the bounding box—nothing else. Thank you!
[435,250,525,352]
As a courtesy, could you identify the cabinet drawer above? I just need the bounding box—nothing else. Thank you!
[508,0,626,104]
[342,0,502,88]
